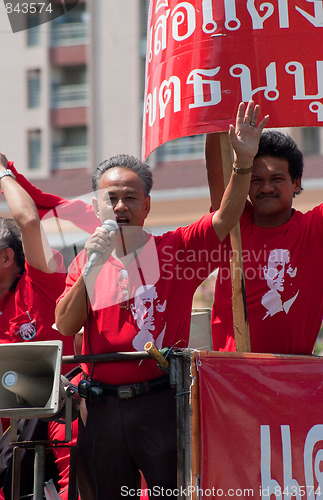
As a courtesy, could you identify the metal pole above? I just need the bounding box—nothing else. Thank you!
[33,444,46,500]
[62,350,150,364]
[68,446,78,500]
[11,446,22,500]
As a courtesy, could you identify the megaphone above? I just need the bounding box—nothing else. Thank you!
[0,340,64,419]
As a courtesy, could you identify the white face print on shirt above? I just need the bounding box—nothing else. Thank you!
[261,249,299,319]
[130,285,167,351]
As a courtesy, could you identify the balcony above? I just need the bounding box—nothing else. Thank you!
[50,22,88,47]
[156,135,205,163]
[51,83,89,109]
[52,145,89,170]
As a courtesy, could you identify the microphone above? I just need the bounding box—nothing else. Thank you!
[84,219,118,277]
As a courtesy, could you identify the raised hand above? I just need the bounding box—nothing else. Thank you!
[229,101,269,165]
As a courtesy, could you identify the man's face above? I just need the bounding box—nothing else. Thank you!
[249,156,301,227]
[265,250,290,292]
[94,167,150,228]
[134,287,157,331]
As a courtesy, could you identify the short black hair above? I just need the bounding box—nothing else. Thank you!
[92,154,153,197]
[0,218,25,273]
[255,131,304,185]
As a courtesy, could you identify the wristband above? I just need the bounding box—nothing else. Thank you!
[0,169,16,184]
[233,165,253,175]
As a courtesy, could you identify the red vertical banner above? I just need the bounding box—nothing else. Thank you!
[142,0,323,159]
[198,352,323,499]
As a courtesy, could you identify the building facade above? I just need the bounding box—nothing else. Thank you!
[0,0,321,218]
[0,0,146,184]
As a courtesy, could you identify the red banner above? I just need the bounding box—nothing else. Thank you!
[142,0,323,159]
[198,353,323,499]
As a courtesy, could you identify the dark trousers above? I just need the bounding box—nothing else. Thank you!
[77,387,177,500]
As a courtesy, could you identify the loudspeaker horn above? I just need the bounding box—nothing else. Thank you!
[0,340,64,419]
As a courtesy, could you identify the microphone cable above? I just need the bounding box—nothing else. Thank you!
[80,220,120,499]
[82,274,99,500]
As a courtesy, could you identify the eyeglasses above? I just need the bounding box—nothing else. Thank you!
[117,269,129,309]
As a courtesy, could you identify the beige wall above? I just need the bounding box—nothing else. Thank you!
[0,3,50,178]
[89,0,142,171]
[0,0,143,179]
[146,185,323,231]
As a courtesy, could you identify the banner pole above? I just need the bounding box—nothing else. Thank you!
[219,132,251,353]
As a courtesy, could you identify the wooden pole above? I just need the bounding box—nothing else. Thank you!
[219,132,251,353]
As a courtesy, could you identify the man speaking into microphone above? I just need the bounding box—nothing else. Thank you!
[55,101,269,500]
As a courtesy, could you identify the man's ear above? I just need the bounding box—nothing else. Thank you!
[1,247,15,268]
[92,197,100,218]
[293,178,302,195]
[144,195,151,219]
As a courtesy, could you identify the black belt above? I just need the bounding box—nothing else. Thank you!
[79,374,171,401]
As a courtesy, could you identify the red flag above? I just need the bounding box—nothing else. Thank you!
[8,162,99,234]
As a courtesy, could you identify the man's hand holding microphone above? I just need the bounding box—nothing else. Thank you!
[84,219,118,278]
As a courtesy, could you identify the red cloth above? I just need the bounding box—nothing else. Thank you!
[58,213,222,385]
[212,201,323,354]
[0,255,75,374]
[8,161,99,233]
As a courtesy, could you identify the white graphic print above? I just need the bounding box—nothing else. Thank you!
[131,285,167,351]
[261,249,299,320]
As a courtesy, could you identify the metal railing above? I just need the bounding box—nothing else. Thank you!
[52,145,89,170]
[51,83,89,109]
[50,22,88,47]
[157,135,205,162]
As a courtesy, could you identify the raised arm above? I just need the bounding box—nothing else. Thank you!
[205,133,225,211]
[0,154,56,273]
[212,101,269,241]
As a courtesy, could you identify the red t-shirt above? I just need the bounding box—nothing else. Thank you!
[0,251,75,374]
[58,214,221,384]
[212,202,323,354]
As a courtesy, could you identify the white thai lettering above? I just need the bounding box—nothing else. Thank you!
[187,68,221,108]
[159,76,181,119]
[230,62,279,101]
[285,61,323,100]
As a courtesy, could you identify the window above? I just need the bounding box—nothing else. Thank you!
[28,130,42,170]
[26,12,41,46]
[27,69,41,108]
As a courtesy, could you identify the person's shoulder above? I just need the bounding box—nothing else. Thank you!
[293,203,323,220]
[156,213,214,239]
[25,248,66,278]
[312,202,323,215]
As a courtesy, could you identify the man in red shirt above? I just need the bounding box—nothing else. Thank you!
[56,101,269,499]
[206,128,323,354]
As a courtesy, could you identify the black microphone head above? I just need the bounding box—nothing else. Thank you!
[102,220,118,232]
